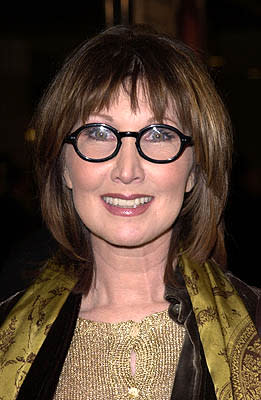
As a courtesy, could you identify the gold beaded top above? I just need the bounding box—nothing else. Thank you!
[53,309,185,399]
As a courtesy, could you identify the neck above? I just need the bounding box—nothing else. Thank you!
[85,233,172,309]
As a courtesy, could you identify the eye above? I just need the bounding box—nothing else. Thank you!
[143,127,178,142]
[83,126,116,141]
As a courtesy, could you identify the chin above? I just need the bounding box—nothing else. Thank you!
[90,227,152,248]
[94,226,171,249]
[89,218,174,249]
[105,234,148,248]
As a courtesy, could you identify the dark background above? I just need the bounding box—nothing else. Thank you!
[0,0,260,297]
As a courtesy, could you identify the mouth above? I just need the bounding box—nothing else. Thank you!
[102,195,153,208]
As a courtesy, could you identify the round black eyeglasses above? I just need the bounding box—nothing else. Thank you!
[63,123,193,164]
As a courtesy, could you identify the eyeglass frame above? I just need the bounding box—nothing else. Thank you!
[63,123,193,164]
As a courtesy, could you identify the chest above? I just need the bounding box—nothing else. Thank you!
[53,310,185,399]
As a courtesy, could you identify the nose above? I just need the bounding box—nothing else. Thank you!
[110,138,145,184]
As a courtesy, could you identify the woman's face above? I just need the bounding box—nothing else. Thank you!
[64,89,194,248]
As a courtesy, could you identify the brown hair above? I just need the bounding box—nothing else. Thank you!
[33,24,233,293]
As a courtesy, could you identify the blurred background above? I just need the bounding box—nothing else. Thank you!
[0,0,260,296]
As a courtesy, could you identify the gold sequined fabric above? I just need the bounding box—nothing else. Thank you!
[53,309,185,399]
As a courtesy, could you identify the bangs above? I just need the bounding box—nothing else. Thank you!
[83,78,171,123]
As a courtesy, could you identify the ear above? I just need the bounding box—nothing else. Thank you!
[63,165,73,189]
[185,167,195,193]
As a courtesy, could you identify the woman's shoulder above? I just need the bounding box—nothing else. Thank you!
[0,258,78,329]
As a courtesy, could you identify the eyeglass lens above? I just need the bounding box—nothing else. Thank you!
[76,125,182,161]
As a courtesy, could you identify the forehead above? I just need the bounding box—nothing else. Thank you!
[88,84,179,125]
[102,88,151,116]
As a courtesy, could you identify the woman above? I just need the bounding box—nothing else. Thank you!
[0,25,260,400]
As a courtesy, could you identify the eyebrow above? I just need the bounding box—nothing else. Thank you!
[87,113,114,123]
[87,113,179,127]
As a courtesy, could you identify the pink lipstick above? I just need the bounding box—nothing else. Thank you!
[101,193,153,216]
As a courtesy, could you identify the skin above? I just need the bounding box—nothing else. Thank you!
[64,89,194,325]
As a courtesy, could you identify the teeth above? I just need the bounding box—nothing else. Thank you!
[103,196,152,208]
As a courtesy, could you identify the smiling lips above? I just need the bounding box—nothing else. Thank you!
[101,194,153,216]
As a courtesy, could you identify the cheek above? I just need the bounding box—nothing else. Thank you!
[64,151,104,193]
[71,170,96,192]
[64,157,106,225]
[153,160,193,198]
[152,157,194,216]
[68,167,102,229]
[153,178,186,222]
